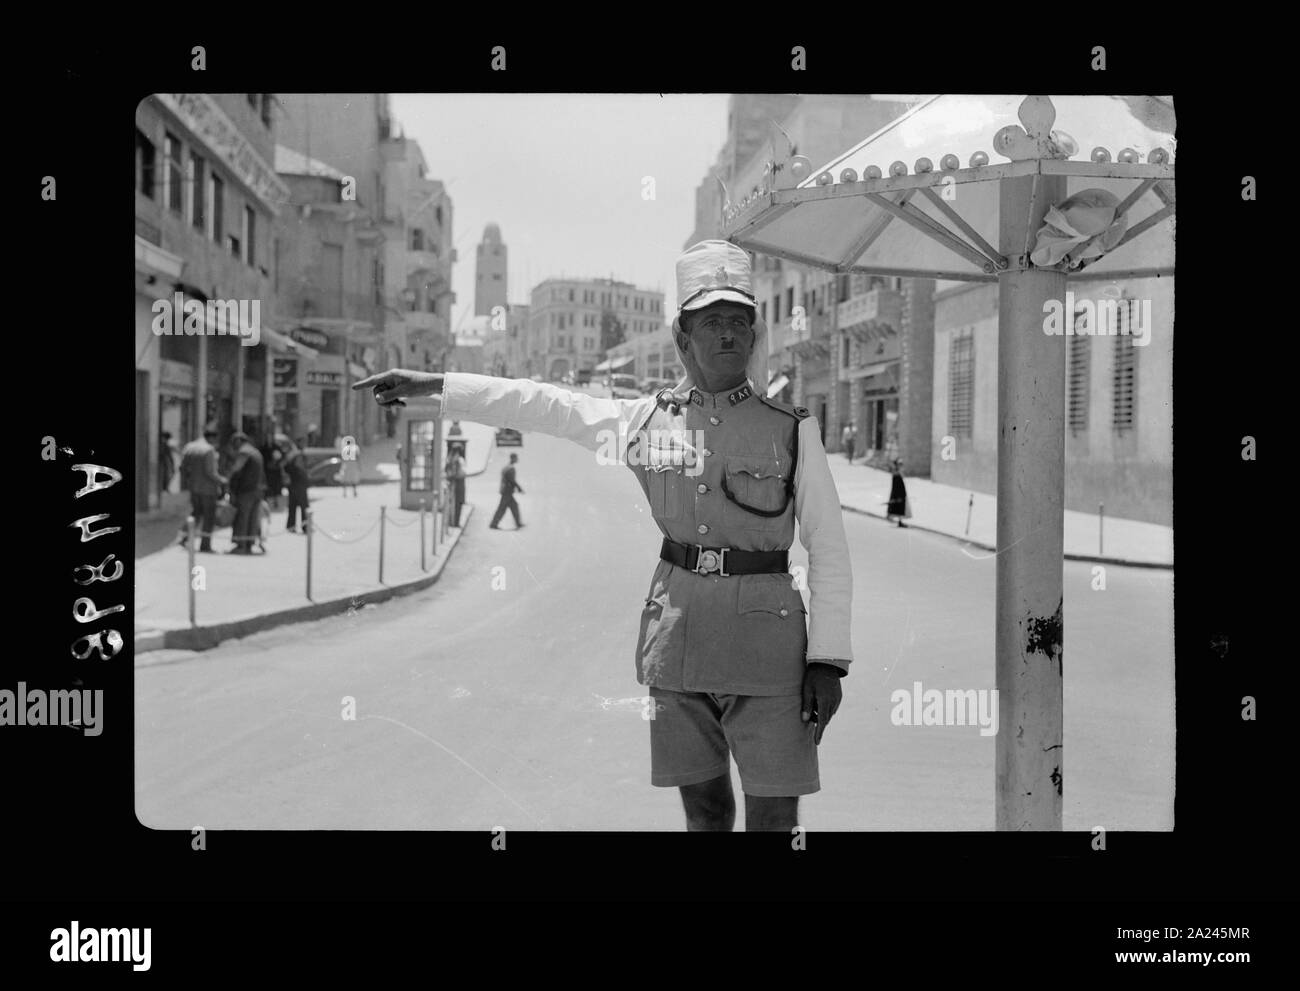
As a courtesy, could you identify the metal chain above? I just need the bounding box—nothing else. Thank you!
[311,517,382,545]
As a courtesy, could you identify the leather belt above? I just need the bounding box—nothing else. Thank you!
[660,538,788,577]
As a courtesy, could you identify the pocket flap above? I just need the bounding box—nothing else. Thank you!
[737,575,805,617]
[724,454,786,481]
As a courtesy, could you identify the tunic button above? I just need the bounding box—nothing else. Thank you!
[702,448,711,457]
[697,524,709,535]
[697,483,708,494]
[709,416,720,425]
[779,608,789,617]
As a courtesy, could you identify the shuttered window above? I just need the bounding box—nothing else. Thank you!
[949,330,974,438]
[1068,307,1090,434]
[1112,318,1137,433]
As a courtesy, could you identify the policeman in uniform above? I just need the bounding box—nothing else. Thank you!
[354,240,853,831]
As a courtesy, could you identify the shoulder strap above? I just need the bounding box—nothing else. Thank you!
[757,395,811,492]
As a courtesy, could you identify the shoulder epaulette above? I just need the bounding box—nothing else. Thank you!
[654,388,692,412]
[758,395,812,420]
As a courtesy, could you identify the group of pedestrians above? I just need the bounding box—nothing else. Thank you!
[175,426,313,553]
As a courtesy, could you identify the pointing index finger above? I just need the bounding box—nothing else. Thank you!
[352,372,386,391]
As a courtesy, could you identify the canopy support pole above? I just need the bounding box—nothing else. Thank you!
[995,170,1066,831]
[839,190,912,269]
[866,192,999,274]
[918,186,1008,269]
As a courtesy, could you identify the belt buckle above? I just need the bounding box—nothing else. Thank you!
[694,545,729,577]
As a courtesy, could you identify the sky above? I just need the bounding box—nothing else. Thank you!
[391,94,730,332]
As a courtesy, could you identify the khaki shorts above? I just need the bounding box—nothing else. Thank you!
[648,687,820,797]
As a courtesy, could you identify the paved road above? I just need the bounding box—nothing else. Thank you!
[136,423,1174,831]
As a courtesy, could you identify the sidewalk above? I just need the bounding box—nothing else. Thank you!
[827,456,1172,568]
[135,423,501,653]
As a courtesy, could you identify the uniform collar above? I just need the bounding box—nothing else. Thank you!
[689,379,755,410]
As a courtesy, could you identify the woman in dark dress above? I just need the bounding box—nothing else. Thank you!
[262,438,284,509]
[886,458,911,527]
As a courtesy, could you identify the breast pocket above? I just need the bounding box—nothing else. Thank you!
[721,454,791,530]
[643,437,691,521]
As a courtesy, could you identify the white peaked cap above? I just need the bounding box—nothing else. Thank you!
[671,240,769,393]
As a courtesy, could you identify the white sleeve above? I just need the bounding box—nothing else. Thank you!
[441,374,657,453]
[792,416,854,670]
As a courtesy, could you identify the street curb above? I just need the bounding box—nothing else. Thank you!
[138,505,475,655]
[840,503,1173,570]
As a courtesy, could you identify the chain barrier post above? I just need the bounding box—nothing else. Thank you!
[305,508,314,602]
[187,516,197,628]
[379,506,386,584]
[420,500,427,572]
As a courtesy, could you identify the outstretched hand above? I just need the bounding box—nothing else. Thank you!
[351,369,444,409]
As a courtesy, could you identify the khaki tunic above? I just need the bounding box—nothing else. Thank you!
[442,374,854,696]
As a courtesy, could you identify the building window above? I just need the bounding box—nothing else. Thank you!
[411,228,424,251]
[164,132,183,214]
[261,95,273,128]
[569,288,575,302]
[247,94,259,109]
[189,154,205,229]
[760,300,767,323]
[773,294,781,324]
[229,234,241,258]
[135,129,156,199]
[209,173,224,242]
[492,273,502,280]
[948,330,974,439]
[1112,315,1137,433]
[787,286,796,314]
[1068,311,1090,435]
[244,206,256,266]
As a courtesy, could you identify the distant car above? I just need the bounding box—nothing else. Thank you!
[610,373,641,400]
[574,369,593,385]
[306,456,343,486]
[495,427,522,446]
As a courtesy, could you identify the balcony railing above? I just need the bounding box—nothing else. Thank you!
[135,215,162,246]
[406,249,452,284]
[401,310,446,335]
[285,288,380,323]
[837,288,903,333]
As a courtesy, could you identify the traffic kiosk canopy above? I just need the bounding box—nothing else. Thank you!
[723,94,1174,284]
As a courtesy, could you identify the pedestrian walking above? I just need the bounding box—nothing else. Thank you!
[886,458,911,527]
[355,239,853,832]
[176,424,226,553]
[158,431,176,495]
[444,443,467,528]
[336,439,361,497]
[226,432,266,554]
[841,422,856,464]
[281,441,311,533]
[488,453,524,529]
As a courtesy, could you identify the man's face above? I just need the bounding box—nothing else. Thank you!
[679,302,755,384]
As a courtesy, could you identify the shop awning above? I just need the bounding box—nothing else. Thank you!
[262,325,320,359]
[855,363,900,392]
[595,355,634,372]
